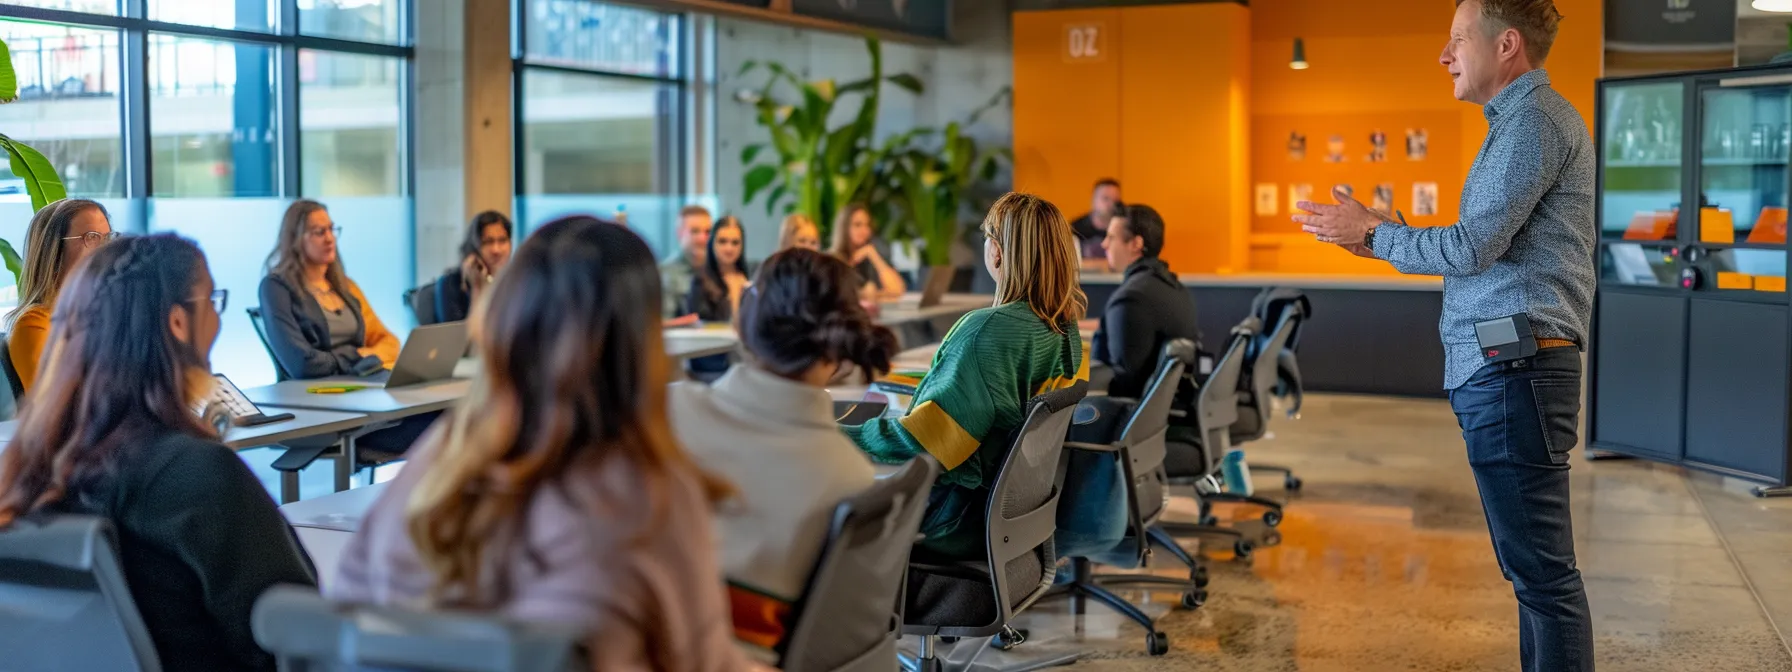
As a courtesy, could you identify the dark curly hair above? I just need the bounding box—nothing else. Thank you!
[738,248,897,383]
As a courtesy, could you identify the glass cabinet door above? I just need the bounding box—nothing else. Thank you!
[1699,84,1791,246]
[1602,81,1684,242]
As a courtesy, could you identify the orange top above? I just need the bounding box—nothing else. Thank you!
[8,304,50,392]
[346,281,400,370]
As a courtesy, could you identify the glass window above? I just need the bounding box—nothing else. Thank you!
[517,68,678,253]
[0,21,124,199]
[0,0,116,14]
[299,0,405,45]
[148,0,277,33]
[524,0,679,78]
[149,35,279,197]
[300,50,402,196]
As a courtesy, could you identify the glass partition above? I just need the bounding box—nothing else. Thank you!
[1603,81,1684,242]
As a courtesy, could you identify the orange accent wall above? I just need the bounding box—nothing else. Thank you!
[1013,0,1603,276]
[1013,4,1251,274]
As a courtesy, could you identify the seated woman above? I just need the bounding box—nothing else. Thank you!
[330,217,745,670]
[0,234,315,669]
[686,214,753,323]
[845,192,1087,560]
[776,214,821,252]
[670,248,896,648]
[5,198,115,391]
[258,199,401,379]
[433,210,513,323]
[830,204,907,301]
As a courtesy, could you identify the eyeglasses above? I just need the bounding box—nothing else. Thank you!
[305,226,342,239]
[61,231,121,248]
[187,289,228,314]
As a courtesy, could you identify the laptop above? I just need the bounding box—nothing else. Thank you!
[917,266,954,308]
[202,374,295,427]
[384,321,470,388]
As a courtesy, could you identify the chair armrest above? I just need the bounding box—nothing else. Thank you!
[1063,441,1120,453]
[270,442,335,472]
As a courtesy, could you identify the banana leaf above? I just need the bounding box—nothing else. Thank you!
[0,38,15,103]
[0,134,65,211]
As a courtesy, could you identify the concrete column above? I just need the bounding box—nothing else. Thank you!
[413,0,512,285]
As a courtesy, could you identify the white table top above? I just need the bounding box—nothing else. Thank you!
[877,294,989,327]
[245,378,472,417]
[282,481,388,532]
[0,407,370,451]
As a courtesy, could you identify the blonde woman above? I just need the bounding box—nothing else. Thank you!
[845,192,1087,560]
[6,198,115,391]
[830,203,907,301]
[776,213,822,252]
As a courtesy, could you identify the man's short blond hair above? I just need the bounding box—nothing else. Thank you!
[1459,0,1563,66]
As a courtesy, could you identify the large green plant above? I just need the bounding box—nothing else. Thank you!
[879,90,1012,267]
[0,38,65,285]
[737,36,920,240]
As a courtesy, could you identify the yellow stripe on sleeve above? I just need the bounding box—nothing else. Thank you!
[900,400,982,471]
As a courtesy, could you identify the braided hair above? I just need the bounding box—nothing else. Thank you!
[0,234,216,527]
[738,248,897,383]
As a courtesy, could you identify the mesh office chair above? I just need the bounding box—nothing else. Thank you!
[245,306,393,502]
[245,306,289,383]
[0,516,162,672]
[781,456,941,672]
[1230,288,1311,492]
[404,283,441,327]
[252,586,586,672]
[0,334,20,419]
[900,383,1087,672]
[1160,319,1261,559]
[1050,339,1202,656]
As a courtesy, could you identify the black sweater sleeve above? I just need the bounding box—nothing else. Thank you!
[1102,294,1154,398]
[134,438,317,669]
[258,275,364,379]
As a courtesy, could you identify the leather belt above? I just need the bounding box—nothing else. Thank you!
[1536,338,1577,350]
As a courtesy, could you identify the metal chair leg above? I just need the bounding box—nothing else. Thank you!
[1158,520,1244,540]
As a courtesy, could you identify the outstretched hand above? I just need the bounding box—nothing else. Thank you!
[1293,186,1385,247]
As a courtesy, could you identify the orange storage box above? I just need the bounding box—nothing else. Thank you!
[1758,276,1788,293]
[1622,210,1677,241]
[1716,271,1755,290]
[1749,207,1788,245]
[1701,208,1736,244]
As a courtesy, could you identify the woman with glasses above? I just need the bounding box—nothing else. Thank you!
[5,198,116,392]
[0,234,315,669]
[258,199,401,379]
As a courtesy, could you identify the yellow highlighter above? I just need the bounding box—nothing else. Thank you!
[306,384,367,394]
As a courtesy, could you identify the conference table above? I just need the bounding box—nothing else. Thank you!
[0,407,368,452]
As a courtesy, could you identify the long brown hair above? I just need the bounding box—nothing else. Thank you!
[6,198,109,330]
[982,192,1087,332]
[265,199,351,296]
[776,213,817,251]
[829,202,871,260]
[406,216,727,606]
[0,234,216,528]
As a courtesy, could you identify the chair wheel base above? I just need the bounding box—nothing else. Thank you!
[1234,540,1255,562]
[1263,509,1283,527]
[1180,589,1207,609]
[1147,631,1170,656]
[1286,476,1304,491]
[1191,565,1210,588]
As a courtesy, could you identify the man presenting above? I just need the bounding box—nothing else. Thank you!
[1295,1,1595,670]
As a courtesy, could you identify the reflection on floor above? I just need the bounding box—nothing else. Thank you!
[993,394,1792,671]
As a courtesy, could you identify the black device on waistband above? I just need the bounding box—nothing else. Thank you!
[1475,314,1539,364]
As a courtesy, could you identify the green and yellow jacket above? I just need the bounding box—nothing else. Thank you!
[845,300,1087,559]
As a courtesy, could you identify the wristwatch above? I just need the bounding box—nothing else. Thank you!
[1363,224,1378,253]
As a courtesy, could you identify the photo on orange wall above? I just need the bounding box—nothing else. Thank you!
[1256,184,1279,216]
[1372,183,1394,213]
[1367,130,1388,162]
[1288,132,1306,161]
[1406,128,1429,160]
[1335,184,1354,200]
[1325,135,1346,163]
[1289,184,1313,213]
[1414,182,1439,216]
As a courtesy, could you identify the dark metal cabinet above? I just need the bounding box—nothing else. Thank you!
[1592,292,1687,460]
[1590,65,1792,493]
[1683,299,1790,482]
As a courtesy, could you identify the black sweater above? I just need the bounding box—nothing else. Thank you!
[1091,258,1202,399]
[44,430,317,670]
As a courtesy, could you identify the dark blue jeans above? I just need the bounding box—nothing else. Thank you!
[1449,348,1593,672]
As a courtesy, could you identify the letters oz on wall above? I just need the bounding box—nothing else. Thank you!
[1064,23,1105,63]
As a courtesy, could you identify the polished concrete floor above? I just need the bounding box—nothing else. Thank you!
[984,393,1792,671]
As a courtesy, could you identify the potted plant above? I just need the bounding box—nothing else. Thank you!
[736,35,921,241]
[0,38,66,286]
[878,90,1012,291]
